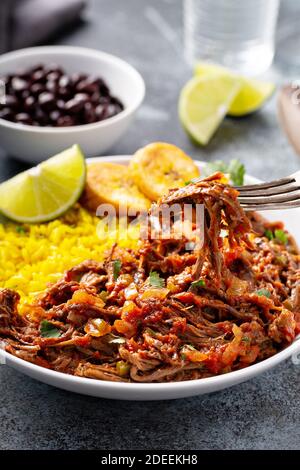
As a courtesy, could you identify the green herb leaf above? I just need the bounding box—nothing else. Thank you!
[40,320,61,338]
[274,229,288,245]
[16,226,26,234]
[256,289,271,299]
[191,279,206,288]
[242,336,251,343]
[264,229,274,240]
[227,159,245,186]
[204,159,245,186]
[113,259,122,280]
[149,271,165,288]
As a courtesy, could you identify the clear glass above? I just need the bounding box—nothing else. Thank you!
[184,0,280,76]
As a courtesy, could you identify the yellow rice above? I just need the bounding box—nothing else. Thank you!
[0,204,139,305]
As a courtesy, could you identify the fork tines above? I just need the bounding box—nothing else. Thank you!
[234,175,300,210]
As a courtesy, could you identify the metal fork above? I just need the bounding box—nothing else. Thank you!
[234,171,300,211]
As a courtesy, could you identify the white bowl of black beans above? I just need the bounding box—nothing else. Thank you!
[0,46,145,163]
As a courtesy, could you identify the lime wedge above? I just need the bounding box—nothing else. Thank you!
[178,75,241,145]
[227,78,275,116]
[0,144,86,223]
[195,62,275,117]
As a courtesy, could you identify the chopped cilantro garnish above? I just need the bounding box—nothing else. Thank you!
[274,229,288,245]
[149,271,165,288]
[191,279,206,288]
[264,229,274,240]
[16,226,26,234]
[227,159,245,186]
[242,336,251,343]
[265,228,288,245]
[256,289,271,299]
[40,320,61,338]
[113,259,122,280]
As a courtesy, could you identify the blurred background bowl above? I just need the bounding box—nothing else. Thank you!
[0,45,145,163]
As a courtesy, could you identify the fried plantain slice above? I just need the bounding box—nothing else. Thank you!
[81,162,151,213]
[129,142,200,200]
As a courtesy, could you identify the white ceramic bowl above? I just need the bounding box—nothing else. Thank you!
[0,46,145,163]
[1,157,300,400]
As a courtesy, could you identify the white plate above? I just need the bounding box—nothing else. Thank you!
[1,157,300,400]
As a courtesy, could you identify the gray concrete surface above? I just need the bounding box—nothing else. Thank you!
[0,0,299,450]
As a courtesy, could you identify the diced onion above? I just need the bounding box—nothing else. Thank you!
[84,318,111,337]
[124,283,138,300]
[226,276,248,297]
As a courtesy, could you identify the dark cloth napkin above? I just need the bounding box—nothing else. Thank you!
[0,0,87,54]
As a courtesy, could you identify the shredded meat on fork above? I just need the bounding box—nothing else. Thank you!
[158,172,252,287]
[0,173,299,382]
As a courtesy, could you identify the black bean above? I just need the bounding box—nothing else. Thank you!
[59,75,71,88]
[76,78,99,94]
[95,104,106,120]
[74,93,90,103]
[99,95,110,104]
[34,108,49,125]
[56,99,66,111]
[49,110,61,123]
[30,83,45,96]
[21,90,30,100]
[57,115,75,126]
[46,71,61,83]
[24,96,35,111]
[32,69,46,83]
[65,98,85,113]
[83,102,96,124]
[38,92,56,111]
[45,80,58,94]
[106,104,119,118]
[91,91,100,104]
[15,113,32,124]
[58,87,71,99]
[100,82,110,96]
[11,77,28,92]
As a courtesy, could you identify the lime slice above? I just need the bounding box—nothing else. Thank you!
[178,75,241,145]
[195,62,275,117]
[0,144,86,223]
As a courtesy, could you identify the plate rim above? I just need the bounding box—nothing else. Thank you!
[2,156,300,399]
